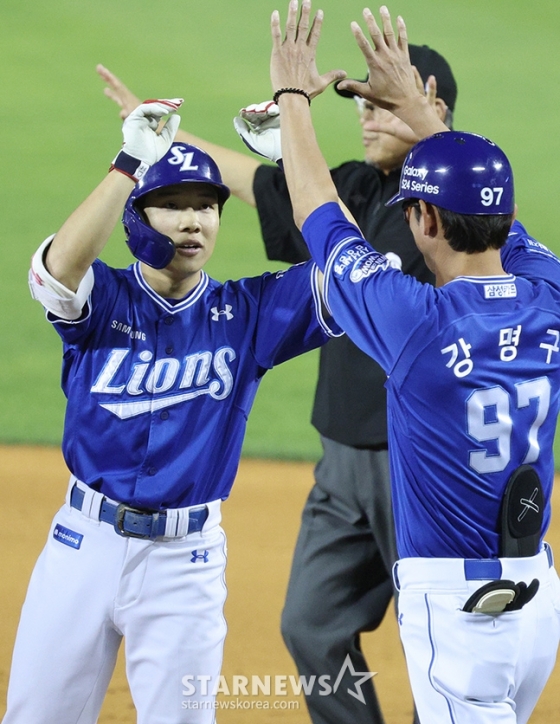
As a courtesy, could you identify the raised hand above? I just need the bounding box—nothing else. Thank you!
[270,0,346,100]
[359,68,440,145]
[97,64,142,120]
[233,101,282,163]
[113,99,183,181]
[339,6,447,139]
[338,6,420,112]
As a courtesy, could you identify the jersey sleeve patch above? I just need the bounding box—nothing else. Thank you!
[333,245,390,282]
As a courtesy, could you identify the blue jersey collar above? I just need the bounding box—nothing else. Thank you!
[134,264,210,313]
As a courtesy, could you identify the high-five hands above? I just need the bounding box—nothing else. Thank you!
[270,0,346,101]
[340,5,447,138]
[337,6,421,111]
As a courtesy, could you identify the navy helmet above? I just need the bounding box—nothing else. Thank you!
[123,143,231,268]
[386,131,514,215]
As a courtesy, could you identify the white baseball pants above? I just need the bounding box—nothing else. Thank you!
[2,485,227,724]
[394,546,560,724]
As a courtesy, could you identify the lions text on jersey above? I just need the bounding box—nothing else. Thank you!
[31,257,338,509]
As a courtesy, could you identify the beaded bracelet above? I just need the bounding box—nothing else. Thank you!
[273,87,311,105]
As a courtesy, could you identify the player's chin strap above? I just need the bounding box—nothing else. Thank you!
[462,465,544,615]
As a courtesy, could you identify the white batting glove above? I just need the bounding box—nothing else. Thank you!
[233,101,282,164]
[111,98,183,181]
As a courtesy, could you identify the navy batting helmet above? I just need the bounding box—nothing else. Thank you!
[386,131,514,215]
[123,143,231,268]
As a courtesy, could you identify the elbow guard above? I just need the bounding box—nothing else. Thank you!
[28,235,94,320]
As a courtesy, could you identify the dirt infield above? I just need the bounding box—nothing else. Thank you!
[0,445,559,722]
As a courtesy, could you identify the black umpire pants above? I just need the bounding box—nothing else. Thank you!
[281,436,417,724]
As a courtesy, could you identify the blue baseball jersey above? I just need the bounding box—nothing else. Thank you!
[39,260,339,509]
[303,203,560,559]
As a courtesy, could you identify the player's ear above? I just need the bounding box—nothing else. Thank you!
[420,201,439,238]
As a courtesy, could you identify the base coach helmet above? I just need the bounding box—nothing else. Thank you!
[123,143,231,269]
[387,131,514,215]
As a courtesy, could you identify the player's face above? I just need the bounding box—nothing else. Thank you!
[141,183,220,292]
[358,101,414,174]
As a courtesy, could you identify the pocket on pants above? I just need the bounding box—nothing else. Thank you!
[428,594,522,703]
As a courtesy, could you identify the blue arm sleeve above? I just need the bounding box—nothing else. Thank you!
[501,220,560,290]
[302,203,432,372]
[251,260,343,369]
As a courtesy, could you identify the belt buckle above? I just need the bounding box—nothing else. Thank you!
[114,503,154,539]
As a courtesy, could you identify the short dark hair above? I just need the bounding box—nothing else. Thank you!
[435,207,514,254]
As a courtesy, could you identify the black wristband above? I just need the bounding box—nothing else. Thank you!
[273,87,311,105]
[109,150,150,182]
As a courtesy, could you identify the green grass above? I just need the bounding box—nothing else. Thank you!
[1,0,560,462]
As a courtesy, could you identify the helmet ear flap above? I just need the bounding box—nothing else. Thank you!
[122,206,176,269]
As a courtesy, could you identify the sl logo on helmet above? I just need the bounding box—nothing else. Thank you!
[168,145,199,172]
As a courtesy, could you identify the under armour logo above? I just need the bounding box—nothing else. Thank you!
[191,550,210,563]
[518,488,540,522]
[211,305,233,321]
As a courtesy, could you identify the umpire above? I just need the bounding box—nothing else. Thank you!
[253,45,457,724]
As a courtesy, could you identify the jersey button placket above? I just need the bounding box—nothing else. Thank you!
[161,318,174,419]
[156,316,175,431]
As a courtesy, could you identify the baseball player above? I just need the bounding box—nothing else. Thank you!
[97,47,456,724]
[3,98,339,724]
[263,3,560,722]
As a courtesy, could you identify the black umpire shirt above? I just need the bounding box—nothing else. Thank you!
[253,161,434,448]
